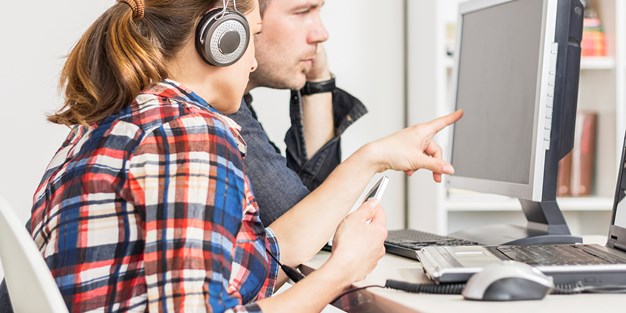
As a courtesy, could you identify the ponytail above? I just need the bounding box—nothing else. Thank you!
[49,0,256,126]
[50,4,166,126]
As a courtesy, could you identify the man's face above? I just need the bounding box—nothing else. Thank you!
[248,0,328,91]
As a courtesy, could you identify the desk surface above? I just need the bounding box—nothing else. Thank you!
[302,236,625,313]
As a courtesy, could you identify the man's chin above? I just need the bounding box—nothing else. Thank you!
[291,71,308,90]
[246,67,306,91]
[249,73,306,91]
[273,70,306,90]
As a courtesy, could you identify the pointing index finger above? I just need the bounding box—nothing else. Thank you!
[425,109,464,135]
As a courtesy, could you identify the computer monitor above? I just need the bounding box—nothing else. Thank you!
[446,0,585,245]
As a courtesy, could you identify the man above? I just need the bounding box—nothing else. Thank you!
[230,0,368,226]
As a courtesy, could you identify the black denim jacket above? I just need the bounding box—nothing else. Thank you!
[229,88,366,226]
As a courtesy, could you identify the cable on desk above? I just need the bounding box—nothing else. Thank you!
[384,279,626,295]
[286,276,626,306]
[331,285,385,303]
[265,248,387,303]
[551,281,586,295]
[385,280,465,294]
[331,279,466,303]
[552,281,626,294]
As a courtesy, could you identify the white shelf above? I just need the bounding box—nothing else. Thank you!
[580,57,616,70]
[445,57,454,69]
[447,194,613,212]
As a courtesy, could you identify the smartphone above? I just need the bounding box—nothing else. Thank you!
[363,176,389,203]
[323,176,390,250]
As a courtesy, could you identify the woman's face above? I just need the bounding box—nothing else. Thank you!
[216,2,262,114]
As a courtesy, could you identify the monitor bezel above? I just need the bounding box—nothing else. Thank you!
[609,131,626,247]
[446,0,558,202]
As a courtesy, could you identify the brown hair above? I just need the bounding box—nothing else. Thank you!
[258,0,270,15]
[49,0,254,126]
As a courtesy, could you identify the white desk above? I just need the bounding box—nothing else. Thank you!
[302,236,625,313]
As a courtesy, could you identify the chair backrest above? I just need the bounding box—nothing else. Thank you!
[0,195,68,313]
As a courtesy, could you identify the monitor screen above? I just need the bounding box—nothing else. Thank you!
[451,0,543,185]
[446,0,581,202]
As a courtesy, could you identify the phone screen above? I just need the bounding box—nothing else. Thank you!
[364,176,389,203]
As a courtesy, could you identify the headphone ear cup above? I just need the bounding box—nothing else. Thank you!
[195,9,250,66]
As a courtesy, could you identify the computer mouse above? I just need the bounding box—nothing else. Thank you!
[462,261,554,301]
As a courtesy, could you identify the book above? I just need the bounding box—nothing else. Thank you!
[581,8,607,57]
[556,152,572,196]
[570,111,598,197]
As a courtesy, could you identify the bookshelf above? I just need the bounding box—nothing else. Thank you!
[406,0,624,237]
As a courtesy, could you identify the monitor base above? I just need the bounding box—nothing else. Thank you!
[449,224,583,246]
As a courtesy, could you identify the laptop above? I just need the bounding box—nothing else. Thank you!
[417,131,626,285]
[384,229,480,260]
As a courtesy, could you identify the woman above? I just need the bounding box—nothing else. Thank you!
[23,0,462,312]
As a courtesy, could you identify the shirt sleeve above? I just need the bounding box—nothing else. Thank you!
[229,176,280,303]
[260,227,280,298]
[127,114,266,313]
[284,88,368,190]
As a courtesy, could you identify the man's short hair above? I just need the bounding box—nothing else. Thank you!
[258,0,271,15]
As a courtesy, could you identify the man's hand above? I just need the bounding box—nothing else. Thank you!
[301,45,335,159]
[306,46,333,82]
[362,110,464,183]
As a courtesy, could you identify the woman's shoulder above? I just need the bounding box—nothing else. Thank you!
[126,85,247,156]
[125,86,220,129]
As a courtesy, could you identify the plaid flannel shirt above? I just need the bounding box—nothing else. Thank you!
[29,80,280,312]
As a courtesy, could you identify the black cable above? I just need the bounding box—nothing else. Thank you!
[331,285,385,303]
[325,278,626,306]
[265,246,385,303]
[551,281,585,295]
[582,286,626,293]
[552,281,626,294]
[327,279,626,305]
[265,248,306,283]
[264,247,386,302]
[384,279,626,295]
[385,279,465,294]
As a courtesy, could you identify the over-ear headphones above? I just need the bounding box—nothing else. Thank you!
[195,6,250,67]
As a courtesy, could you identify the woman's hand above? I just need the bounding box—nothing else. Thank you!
[328,199,387,282]
[362,110,464,183]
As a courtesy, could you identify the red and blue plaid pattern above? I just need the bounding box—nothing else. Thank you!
[29,80,279,312]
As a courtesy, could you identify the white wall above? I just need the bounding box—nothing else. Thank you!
[0,0,113,220]
[0,0,408,279]
[0,0,113,280]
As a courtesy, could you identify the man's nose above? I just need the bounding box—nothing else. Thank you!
[307,17,329,44]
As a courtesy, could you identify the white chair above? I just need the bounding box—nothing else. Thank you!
[0,195,68,313]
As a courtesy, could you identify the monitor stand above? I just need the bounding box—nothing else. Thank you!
[449,199,582,246]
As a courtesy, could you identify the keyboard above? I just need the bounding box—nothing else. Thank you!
[489,244,626,266]
[384,229,480,260]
